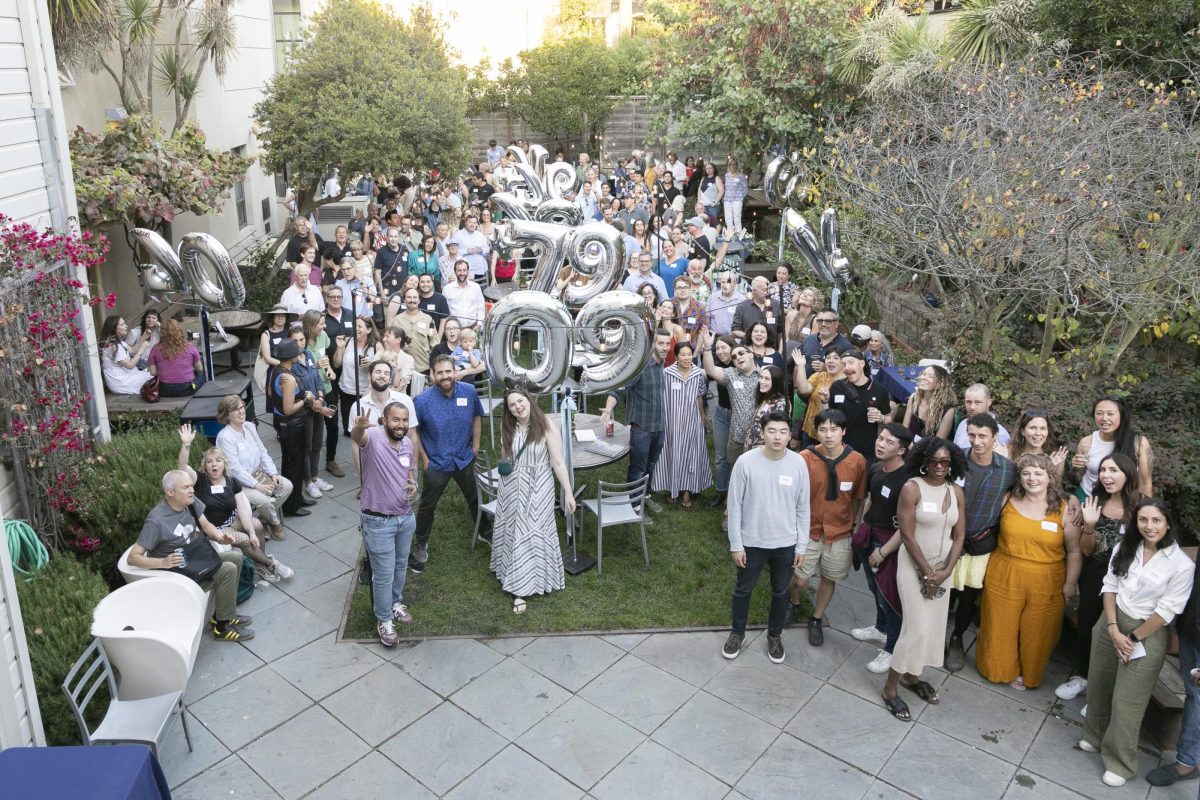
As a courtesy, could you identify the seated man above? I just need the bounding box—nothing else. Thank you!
[127,469,255,641]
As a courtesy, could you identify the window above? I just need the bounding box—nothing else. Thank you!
[262,198,272,235]
[273,0,303,66]
[232,146,248,229]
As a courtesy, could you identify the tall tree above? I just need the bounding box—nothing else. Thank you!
[254,0,471,219]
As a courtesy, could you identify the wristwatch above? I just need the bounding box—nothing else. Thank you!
[1129,631,1140,643]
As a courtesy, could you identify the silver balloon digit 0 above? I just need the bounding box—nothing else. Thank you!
[481,290,573,393]
[131,228,189,304]
[178,232,246,310]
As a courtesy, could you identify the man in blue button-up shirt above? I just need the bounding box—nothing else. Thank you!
[411,354,485,573]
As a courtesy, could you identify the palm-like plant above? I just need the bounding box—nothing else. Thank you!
[863,13,947,99]
[946,0,1037,65]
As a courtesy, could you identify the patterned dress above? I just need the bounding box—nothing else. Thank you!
[652,365,713,497]
[491,428,566,597]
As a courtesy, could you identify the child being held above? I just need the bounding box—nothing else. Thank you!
[450,328,485,379]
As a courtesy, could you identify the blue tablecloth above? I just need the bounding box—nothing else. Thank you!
[877,365,922,403]
[0,745,172,800]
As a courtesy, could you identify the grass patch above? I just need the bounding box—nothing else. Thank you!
[343,426,814,639]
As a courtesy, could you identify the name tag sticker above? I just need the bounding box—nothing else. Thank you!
[880,486,892,498]
[778,475,793,486]
[1041,520,1058,532]
[955,477,966,488]
[456,398,467,407]
[834,394,845,404]
[922,501,938,513]
[575,280,585,286]
[687,317,696,324]
[766,315,775,324]
[802,327,811,335]
[344,321,354,330]
[672,383,682,390]
[211,485,225,494]
[400,456,411,468]
[733,381,745,389]
[839,481,853,492]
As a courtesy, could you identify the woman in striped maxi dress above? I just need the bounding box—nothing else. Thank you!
[652,341,713,507]
[491,388,576,614]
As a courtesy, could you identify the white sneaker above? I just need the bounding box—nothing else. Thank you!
[1102,771,1125,787]
[1055,676,1087,700]
[269,555,294,580]
[305,481,323,499]
[392,602,413,624]
[315,477,335,492]
[851,626,888,644]
[1080,703,1087,718]
[867,649,893,674]
[1078,739,1098,753]
[255,565,280,584]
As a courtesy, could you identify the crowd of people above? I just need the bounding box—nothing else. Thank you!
[116,143,1198,792]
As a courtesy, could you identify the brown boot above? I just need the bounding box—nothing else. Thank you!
[326,460,345,478]
[269,522,287,540]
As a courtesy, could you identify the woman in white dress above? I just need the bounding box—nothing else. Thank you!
[99,315,153,395]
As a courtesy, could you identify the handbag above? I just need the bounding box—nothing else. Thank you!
[140,375,161,403]
[169,504,222,583]
[916,484,952,599]
[497,437,531,477]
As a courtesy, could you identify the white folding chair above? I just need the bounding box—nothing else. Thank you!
[580,475,651,575]
[472,457,500,549]
[62,639,191,757]
[477,379,504,449]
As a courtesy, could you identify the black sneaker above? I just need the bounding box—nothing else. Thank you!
[722,632,745,660]
[212,619,255,641]
[945,635,965,672]
[409,555,427,574]
[767,634,785,663]
[808,616,824,647]
[707,492,726,509]
[210,613,253,628]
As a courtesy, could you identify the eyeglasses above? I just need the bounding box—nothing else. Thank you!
[815,317,837,324]
[230,405,246,413]
[927,458,953,467]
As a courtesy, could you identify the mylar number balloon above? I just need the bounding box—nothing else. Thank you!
[131,227,246,310]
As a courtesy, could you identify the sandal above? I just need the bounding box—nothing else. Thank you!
[512,598,527,615]
[901,679,940,704]
[1009,676,1026,691]
[882,694,912,721]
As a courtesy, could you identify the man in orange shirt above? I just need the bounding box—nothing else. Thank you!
[792,409,868,646]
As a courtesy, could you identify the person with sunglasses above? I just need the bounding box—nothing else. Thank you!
[797,309,852,378]
[705,271,744,338]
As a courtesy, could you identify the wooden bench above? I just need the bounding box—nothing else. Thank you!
[104,392,191,418]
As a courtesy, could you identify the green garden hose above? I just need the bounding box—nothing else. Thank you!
[5,519,49,575]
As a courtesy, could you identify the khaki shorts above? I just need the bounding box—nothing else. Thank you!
[794,535,852,582]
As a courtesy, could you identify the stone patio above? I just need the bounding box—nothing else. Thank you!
[151,426,1195,799]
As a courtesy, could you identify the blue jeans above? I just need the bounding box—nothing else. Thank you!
[361,512,415,623]
[1176,636,1200,768]
[731,545,794,636]
[627,424,664,499]
[712,405,731,492]
[852,543,902,653]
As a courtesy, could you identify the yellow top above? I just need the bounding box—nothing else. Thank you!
[997,500,1067,565]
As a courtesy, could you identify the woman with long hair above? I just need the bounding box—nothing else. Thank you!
[1055,452,1142,703]
[302,309,342,482]
[652,341,712,508]
[1079,497,1193,787]
[99,315,154,395]
[698,161,724,226]
[408,234,441,290]
[768,264,799,312]
[638,282,660,310]
[1071,395,1153,497]
[976,454,1082,690]
[1007,409,1069,480]
[632,218,651,254]
[379,324,416,393]
[901,364,955,439]
[865,329,894,373]
[881,437,967,720]
[125,309,161,369]
[333,316,379,434]
[722,156,749,233]
[746,319,785,372]
[491,388,575,614]
[288,325,334,501]
[745,365,788,450]
[147,318,203,397]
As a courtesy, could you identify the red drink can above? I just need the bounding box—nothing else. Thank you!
[605,420,614,437]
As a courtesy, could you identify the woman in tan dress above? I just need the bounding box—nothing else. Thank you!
[882,436,967,721]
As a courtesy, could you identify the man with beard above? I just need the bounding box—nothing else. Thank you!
[411,355,485,573]
[352,402,419,646]
[827,350,897,465]
[443,259,486,330]
[348,360,419,470]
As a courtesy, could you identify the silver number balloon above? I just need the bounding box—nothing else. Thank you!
[481,290,573,393]
[819,208,840,256]
[543,162,578,200]
[561,221,625,307]
[574,291,655,393]
[511,162,545,210]
[131,228,189,304]
[488,192,530,221]
[763,155,792,209]
[528,144,549,179]
[502,219,572,293]
[534,199,582,227]
[505,144,529,166]
[178,232,246,310]
[785,209,838,286]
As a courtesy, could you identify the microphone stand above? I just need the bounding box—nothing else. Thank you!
[558,385,597,575]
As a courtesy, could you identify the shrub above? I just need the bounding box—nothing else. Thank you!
[71,421,200,588]
[238,236,289,314]
[16,555,111,745]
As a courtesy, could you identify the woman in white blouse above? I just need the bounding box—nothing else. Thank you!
[1078,497,1194,787]
[214,395,293,540]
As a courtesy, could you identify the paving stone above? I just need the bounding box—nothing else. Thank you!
[314,524,363,567]
[1018,715,1156,800]
[736,732,874,800]
[235,582,293,616]
[322,661,441,745]
[776,624,857,680]
[184,637,265,703]
[517,696,645,790]
[591,740,728,800]
[703,650,823,727]
[864,780,920,799]
[160,711,229,789]
[239,705,370,800]
[237,598,335,663]
[786,684,911,775]
[1001,772,1091,800]
[291,575,354,629]
[303,751,435,800]
[379,701,506,796]
[274,541,351,599]
[270,632,379,701]
[602,633,649,651]
[393,637,504,696]
[515,635,625,692]
[445,744,583,800]
[921,675,1045,764]
[286,495,359,541]
[579,653,697,734]
[452,658,571,740]
[651,692,778,785]
[173,755,281,800]
[632,631,731,687]
[481,636,533,656]
[954,650,1076,712]
[823,582,883,636]
[880,722,1016,800]
[826,641,948,717]
[189,666,312,750]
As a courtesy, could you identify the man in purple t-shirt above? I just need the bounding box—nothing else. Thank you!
[351,402,418,647]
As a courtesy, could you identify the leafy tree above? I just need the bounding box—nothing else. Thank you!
[1033,0,1200,68]
[70,114,250,232]
[836,9,946,99]
[254,0,471,219]
[824,48,1200,373]
[646,0,860,164]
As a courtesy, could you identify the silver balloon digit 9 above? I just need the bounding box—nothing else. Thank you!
[764,153,850,288]
[131,227,246,309]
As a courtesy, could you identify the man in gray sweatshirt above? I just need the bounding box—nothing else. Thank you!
[724,411,812,663]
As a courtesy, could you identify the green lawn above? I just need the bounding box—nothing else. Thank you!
[342,428,813,640]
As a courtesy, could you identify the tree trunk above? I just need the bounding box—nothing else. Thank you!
[1038,296,1058,375]
[1106,316,1148,374]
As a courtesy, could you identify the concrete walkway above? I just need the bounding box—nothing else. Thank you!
[153,430,1194,800]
